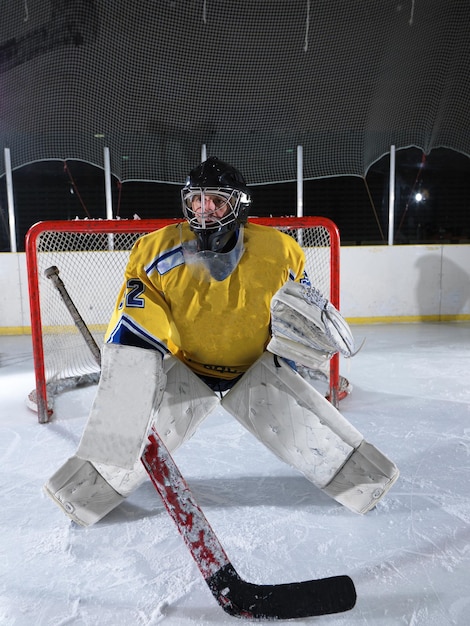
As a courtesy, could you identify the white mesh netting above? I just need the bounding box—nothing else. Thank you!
[1,1,469,184]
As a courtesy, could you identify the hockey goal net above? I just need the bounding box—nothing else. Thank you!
[25,217,341,423]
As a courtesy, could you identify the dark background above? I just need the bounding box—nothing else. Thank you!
[2,145,469,252]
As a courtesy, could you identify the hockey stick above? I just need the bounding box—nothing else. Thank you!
[45,266,102,366]
[46,264,357,619]
[142,431,356,619]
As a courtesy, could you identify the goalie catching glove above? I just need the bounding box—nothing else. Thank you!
[268,281,356,369]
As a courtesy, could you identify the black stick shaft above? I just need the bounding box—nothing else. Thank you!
[45,265,101,366]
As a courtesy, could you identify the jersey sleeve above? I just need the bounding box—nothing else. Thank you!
[104,237,179,356]
[287,236,309,286]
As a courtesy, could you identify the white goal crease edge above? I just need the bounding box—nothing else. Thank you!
[25,217,341,423]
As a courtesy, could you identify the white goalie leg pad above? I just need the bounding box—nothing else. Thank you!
[44,456,125,527]
[76,343,166,470]
[222,353,362,490]
[95,354,220,497]
[45,354,220,525]
[221,353,398,514]
[323,440,399,514]
[154,354,220,452]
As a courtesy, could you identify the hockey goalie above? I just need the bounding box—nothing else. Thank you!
[45,156,399,526]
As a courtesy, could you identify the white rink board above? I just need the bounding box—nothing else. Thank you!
[340,244,470,319]
[0,253,29,329]
[1,243,470,331]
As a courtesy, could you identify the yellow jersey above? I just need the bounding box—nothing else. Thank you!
[105,221,307,379]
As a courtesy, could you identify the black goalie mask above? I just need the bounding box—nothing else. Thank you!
[181,157,251,252]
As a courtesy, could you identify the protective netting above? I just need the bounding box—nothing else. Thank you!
[1,1,469,185]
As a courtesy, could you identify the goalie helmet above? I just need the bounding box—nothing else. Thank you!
[181,156,251,252]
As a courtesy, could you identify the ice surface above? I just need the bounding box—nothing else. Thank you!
[1,323,470,625]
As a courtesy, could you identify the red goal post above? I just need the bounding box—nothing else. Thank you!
[25,217,341,423]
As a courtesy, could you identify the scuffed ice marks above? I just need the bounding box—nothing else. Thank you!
[3,326,470,624]
[74,513,201,623]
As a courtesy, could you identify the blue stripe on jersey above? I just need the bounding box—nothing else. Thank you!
[106,314,169,356]
[289,268,311,285]
[145,245,185,276]
[300,269,311,286]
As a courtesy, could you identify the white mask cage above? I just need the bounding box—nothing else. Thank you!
[181,187,247,231]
